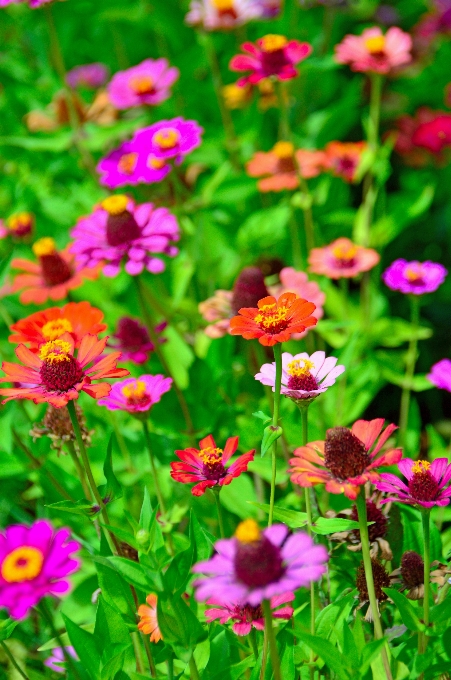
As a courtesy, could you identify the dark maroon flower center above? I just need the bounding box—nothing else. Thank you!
[356,559,390,602]
[200,447,227,483]
[234,535,286,588]
[351,500,388,542]
[400,551,424,588]
[408,469,439,502]
[231,267,269,314]
[287,372,319,392]
[324,427,370,481]
[40,253,73,287]
[237,603,263,622]
[40,352,84,393]
[106,210,141,247]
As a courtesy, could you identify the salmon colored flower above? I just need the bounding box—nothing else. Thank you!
[323,141,367,183]
[0,334,129,408]
[10,238,100,305]
[335,26,412,74]
[9,302,107,350]
[230,292,317,346]
[289,419,402,500]
[246,141,325,192]
[138,594,162,643]
[308,238,380,279]
[170,434,255,497]
[230,35,312,85]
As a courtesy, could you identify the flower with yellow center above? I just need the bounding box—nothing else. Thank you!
[101,194,129,216]
[147,156,167,170]
[273,141,295,160]
[129,75,154,95]
[39,339,72,363]
[412,460,431,475]
[1,546,44,583]
[118,152,138,175]
[32,237,57,257]
[235,519,261,544]
[260,35,288,53]
[7,212,33,232]
[332,242,357,263]
[42,318,74,341]
[153,128,180,150]
[254,303,290,330]
[121,379,147,401]
[364,35,386,54]
[405,267,423,283]
[287,358,314,377]
[212,0,235,10]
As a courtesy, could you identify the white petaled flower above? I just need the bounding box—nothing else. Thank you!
[255,351,345,402]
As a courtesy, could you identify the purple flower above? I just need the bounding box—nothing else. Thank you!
[96,141,170,189]
[109,317,166,364]
[382,259,447,295]
[132,117,203,164]
[193,520,328,606]
[66,63,109,89]
[98,374,173,414]
[427,359,451,392]
[70,194,179,277]
[376,459,451,509]
[0,520,80,620]
[107,58,179,110]
[44,647,78,673]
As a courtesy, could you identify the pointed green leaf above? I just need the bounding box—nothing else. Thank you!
[62,613,101,680]
[382,589,424,632]
[261,425,283,457]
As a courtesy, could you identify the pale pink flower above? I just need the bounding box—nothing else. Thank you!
[335,26,412,74]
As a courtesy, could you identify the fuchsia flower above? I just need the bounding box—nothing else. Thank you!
[98,375,172,415]
[109,317,166,364]
[193,519,328,605]
[0,520,80,620]
[66,63,108,89]
[382,259,447,295]
[309,238,380,279]
[230,34,312,85]
[44,647,78,674]
[411,115,451,154]
[107,59,179,110]
[70,194,179,277]
[335,26,412,74]
[132,118,203,164]
[205,592,294,635]
[376,459,451,509]
[96,141,170,189]
[427,359,451,392]
[255,351,345,402]
[170,434,255,496]
[185,0,263,31]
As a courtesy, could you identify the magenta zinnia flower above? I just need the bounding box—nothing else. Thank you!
[335,26,412,74]
[70,195,179,277]
[0,520,80,620]
[230,34,312,85]
[98,374,172,414]
[132,117,203,164]
[96,141,170,189]
[411,114,451,153]
[107,59,179,110]
[427,359,451,392]
[193,519,328,605]
[109,317,166,364]
[382,259,447,295]
[44,647,78,674]
[376,459,451,508]
[66,63,108,89]
[205,592,294,635]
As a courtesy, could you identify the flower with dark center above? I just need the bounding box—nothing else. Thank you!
[230,35,312,86]
[109,316,166,365]
[391,550,451,600]
[246,142,325,192]
[99,375,172,417]
[382,259,447,295]
[0,212,34,242]
[335,26,412,74]
[107,58,179,110]
[401,551,424,589]
[356,559,390,602]
[231,267,269,314]
[309,237,380,279]
[323,141,367,183]
[290,419,402,500]
[171,434,254,496]
[328,495,392,559]
[351,500,388,543]
[205,592,294,635]
[376,458,451,508]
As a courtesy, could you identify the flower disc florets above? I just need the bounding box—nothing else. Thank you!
[400,551,424,588]
[39,340,84,392]
[324,427,371,481]
[234,520,286,588]
[350,500,388,543]
[356,559,390,602]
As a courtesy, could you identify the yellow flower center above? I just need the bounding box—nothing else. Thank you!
[273,141,294,159]
[364,35,386,54]
[223,84,249,108]
[260,34,288,53]
[1,546,44,583]
[7,212,32,231]
[332,243,357,262]
[235,519,261,544]
[287,358,314,377]
[121,379,147,400]
[42,318,74,341]
[118,152,138,175]
[39,339,72,363]
[147,156,167,170]
[412,460,431,474]
[101,194,129,216]
[129,75,154,95]
[32,237,56,257]
[153,128,180,150]
[405,266,423,282]
[254,303,289,330]
[212,0,234,9]
[199,446,223,465]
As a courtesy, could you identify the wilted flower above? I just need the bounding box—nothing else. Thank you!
[427,359,451,392]
[323,141,367,183]
[107,59,179,109]
[109,317,166,364]
[335,26,412,74]
[30,403,91,456]
[66,63,108,89]
[186,0,263,30]
[328,496,392,560]
[138,594,162,642]
[390,550,451,600]
[205,592,294,635]
[98,375,172,415]
[356,559,390,620]
[382,259,447,295]
[0,212,34,241]
[96,140,170,189]
[376,458,451,508]
[246,141,325,192]
[309,238,380,279]
[230,35,312,86]
[132,117,203,164]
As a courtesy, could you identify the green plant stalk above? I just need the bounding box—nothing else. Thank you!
[0,641,29,680]
[398,295,420,450]
[360,72,383,247]
[213,487,225,538]
[419,510,431,657]
[66,440,92,502]
[249,627,259,660]
[262,599,282,680]
[38,600,81,680]
[141,633,157,677]
[355,493,392,680]
[288,203,304,270]
[189,653,201,680]
[268,343,283,527]
[142,420,166,515]
[131,632,145,674]
[166,649,174,680]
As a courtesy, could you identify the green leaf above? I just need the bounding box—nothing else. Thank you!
[98,435,122,505]
[311,517,363,535]
[429,597,451,624]
[95,535,135,621]
[45,498,98,518]
[382,589,424,632]
[360,639,386,674]
[261,425,283,457]
[139,487,153,533]
[221,474,258,519]
[99,523,138,550]
[62,613,102,680]
[252,411,271,424]
[157,591,207,654]
[190,511,214,562]
[248,503,308,528]
[0,619,18,642]
[237,204,290,251]
[94,597,131,648]
[295,632,351,679]
[315,591,356,643]
[107,557,150,591]
[248,504,366,535]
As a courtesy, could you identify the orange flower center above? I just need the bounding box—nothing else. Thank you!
[260,34,288,53]
[212,0,234,9]
[409,460,439,502]
[1,546,44,583]
[7,212,33,234]
[121,379,151,406]
[331,242,358,265]
[287,358,314,377]
[199,446,223,465]
[273,141,294,160]
[32,238,73,287]
[364,35,386,54]
[39,339,72,363]
[118,152,138,175]
[147,155,167,170]
[254,303,290,334]
[412,460,431,474]
[199,446,226,481]
[286,359,319,393]
[405,266,424,283]
[235,519,261,544]
[102,195,141,246]
[153,128,180,151]
[42,318,74,341]
[102,195,129,216]
[32,237,56,257]
[129,75,155,95]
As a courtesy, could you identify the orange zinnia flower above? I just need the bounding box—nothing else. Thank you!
[9,302,107,351]
[323,141,367,183]
[0,334,129,408]
[230,292,317,346]
[138,594,162,643]
[246,141,326,192]
[11,237,100,305]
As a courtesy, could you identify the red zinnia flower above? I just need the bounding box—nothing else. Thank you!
[0,334,129,408]
[170,434,255,497]
[230,292,317,346]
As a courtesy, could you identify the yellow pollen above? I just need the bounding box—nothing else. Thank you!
[364,35,386,54]
[42,318,74,341]
[223,84,249,109]
[129,75,154,95]
[273,141,294,159]
[412,460,431,474]
[287,358,314,377]
[332,243,357,262]
[147,156,167,170]
[118,152,138,176]
[38,339,72,363]
[153,128,180,150]
[405,267,423,282]
[254,304,289,330]
[260,34,288,53]
[1,546,44,583]
[235,519,261,544]
[101,194,129,216]
[32,237,56,257]
[121,379,147,400]
[7,212,32,231]
[212,0,235,9]
[199,446,223,465]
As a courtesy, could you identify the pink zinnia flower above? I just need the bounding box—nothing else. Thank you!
[205,592,294,635]
[382,259,447,295]
[107,59,179,110]
[0,520,80,620]
[170,434,255,497]
[269,267,324,338]
[98,374,172,414]
[193,519,328,605]
[66,63,108,89]
[391,107,449,166]
[335,26,412,74]
[309,238,380,279]
[427,359,451,392]
[96,141,170,189]
[185,0,263,31]
[230,34,312,85]
[109,317,166,364]
[132,117,203,164]
[70,194,179,277]
[376,459,451,509]
[44,647,78,674]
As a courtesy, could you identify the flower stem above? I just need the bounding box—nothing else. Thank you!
[249,627,259,660]
[262,599,282,680]
[355,492,392,680]
[141,632,156,678]
[0,641,29,680]
[142,420,166,515]
[212,487,225,538]
[189,653,201,680]
[359,72,383,248]
[398,295,420,450]
[166,649,174,680]
[419,510,431,658]
[268,343,283,527]
[66,440,92,502]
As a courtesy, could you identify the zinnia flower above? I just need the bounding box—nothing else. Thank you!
[411,114,451,153]
[427,359,451,392]
[107,59,179,109]
[382,259,447,295]
[392,107,451,166]
[96,141,171,189]
[290,419,402,500]
[205,592,294,635]
[70,195,179,277]
[109,316,166,364]
[268,267,324,339]
[0,520,80,620]
[230,35,312,85]
[308,238,380,279]
[132,117,203,164]
[98,374,172,415]
[10,238,100,305]
[323,141,367,183]
[375,458,451,508]
[0,334,129,407]
[66,63,108,89]
[0,212,34,241]
[170,434,255,497]
[334,26,412,74]
[193,519,328,605]
[255,351,345,402]
[9,302,107,350]
[246,141,325,192]
[185,0,263,31]
[138,594,162,642]
[44,647,78,673]
[390,550,451,600]
[230,292,317,346]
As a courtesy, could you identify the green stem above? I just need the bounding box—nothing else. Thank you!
[189,653,201,680]
[142,421,166,514]
[0,641,29,680]
[288,204,304,270]
[268,343,282,527]
[420,510,431,658]
[166,649,174,680]
[66,440,92,502]
[111,411,134,471]
[38,601,81,680]
[262,599,282,680]
[249,627,259,660]
[359,73,382,247]
[213,487,225,538]
[131,632,144,674]
[141,633,157,678]
[398,296,420,450]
